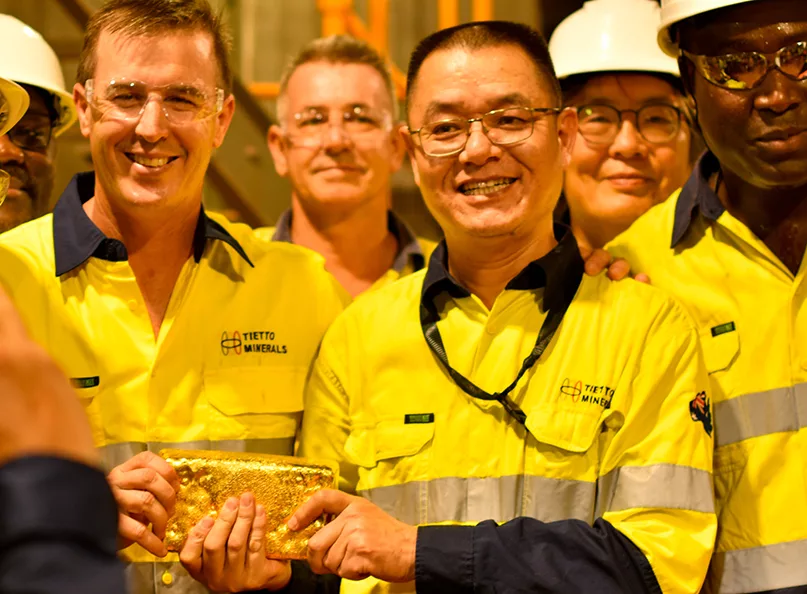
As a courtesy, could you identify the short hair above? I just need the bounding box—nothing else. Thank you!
[276,35,398,122]
[77,0,233,95]
[406,21,562,116]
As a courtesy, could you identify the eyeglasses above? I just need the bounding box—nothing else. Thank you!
[284,106,392,148]
[85,78,225,124]
[681,41,807,90]
[409,106,561,158]
[6,116,53,152]
[576,104,683,145]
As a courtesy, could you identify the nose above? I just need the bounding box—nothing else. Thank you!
[459,120,499,167]
[754,68,801,116]
[0,134,25,165]
[134,97,170,142]
[321,121,352,153]
[608,117,647,160]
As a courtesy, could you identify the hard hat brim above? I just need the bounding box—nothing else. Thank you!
[0,78,30,136]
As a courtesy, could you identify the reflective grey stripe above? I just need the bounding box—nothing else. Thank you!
[100,438,295,472]
[362,465,712,527]
[712,539,807,593]
[715,383,807,447]
[361,475,596,525]
[596,464,715,517]
[126,559,212,594]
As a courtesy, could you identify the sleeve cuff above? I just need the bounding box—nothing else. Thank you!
[415,524,475,593]
[0,455,118,553]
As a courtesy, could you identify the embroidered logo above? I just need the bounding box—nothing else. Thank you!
[221,330,287,356]
[560,378,613,409]
[689,391,713,436]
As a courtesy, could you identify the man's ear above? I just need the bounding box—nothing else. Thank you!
[388,122,408,173]
[213,94,236,148]
[557,107,578,168]
[398,124,420,186]
[267,125,289,177]
[73,82,92,139]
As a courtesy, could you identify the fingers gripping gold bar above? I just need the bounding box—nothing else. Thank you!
[160,449,338,559]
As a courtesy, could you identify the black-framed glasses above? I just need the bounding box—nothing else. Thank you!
[409,106,562,157]
[576,104,683,145]
[681,41,807,90]
[6,117,53,152]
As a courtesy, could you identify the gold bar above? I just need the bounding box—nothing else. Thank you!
[161,449,337,560]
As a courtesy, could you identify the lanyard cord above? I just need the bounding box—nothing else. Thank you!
[420,298,570,433]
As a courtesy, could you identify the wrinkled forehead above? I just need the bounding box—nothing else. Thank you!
[93,29,219,87]
[680,0,807,54]
[408,45,555,120]
[285,61,393,112]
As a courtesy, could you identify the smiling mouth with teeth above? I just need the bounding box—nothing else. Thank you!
[459,178,517,196]
[127,153,178,168]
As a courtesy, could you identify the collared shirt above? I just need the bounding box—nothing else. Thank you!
[255,208,436,292]
[609,151,807,593]
[0,172,349,594]
[300,232,715,594]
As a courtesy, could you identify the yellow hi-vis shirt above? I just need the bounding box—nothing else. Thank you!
[608,151,807,594]
[0,173,349,594]
[300,232,716,594]
[255,208,437,293]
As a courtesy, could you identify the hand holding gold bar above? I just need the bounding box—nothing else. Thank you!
[160,449,338,559]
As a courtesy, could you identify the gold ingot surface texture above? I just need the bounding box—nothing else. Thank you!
[161,449,337,559]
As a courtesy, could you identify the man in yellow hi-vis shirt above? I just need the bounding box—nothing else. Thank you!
[608,0,807,591]
[256,21,717,594]
[0,1,347,593]
[260,36,436,298]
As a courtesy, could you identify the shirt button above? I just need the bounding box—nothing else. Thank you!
[127,299,138,311]
[161,571,173,586]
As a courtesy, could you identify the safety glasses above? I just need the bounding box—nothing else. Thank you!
[681,41,807,90]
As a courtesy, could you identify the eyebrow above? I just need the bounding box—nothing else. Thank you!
[298,103,374,113]
[421,92,538,122]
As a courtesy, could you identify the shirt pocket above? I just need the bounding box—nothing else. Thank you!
[344,419,435,523]
[72,383,105,446]
[204,366,305,442]
[699,327,740,374]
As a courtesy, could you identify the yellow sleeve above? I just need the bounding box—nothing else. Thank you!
[298,313,358,494]
[601,302,716,594]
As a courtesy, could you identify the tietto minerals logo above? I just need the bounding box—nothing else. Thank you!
[220,331,242,355]
[221,330,287,356]
[561,378,613,409]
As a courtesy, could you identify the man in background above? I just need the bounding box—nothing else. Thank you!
[264,35,435,297]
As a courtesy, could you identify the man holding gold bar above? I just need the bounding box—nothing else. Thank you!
[266,21,717,594]
[0,1,347,593]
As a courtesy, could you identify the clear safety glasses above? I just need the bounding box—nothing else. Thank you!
[576,104,683,145]
[284,105,393,148]
[85,78,225,124]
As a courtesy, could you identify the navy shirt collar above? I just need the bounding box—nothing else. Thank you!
[421,227,584,313]
[671,151,727,248]
[52,172,253,276]
[272,208,425,273]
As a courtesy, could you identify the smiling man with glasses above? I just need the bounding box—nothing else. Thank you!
[0,2,348,594]
[608,0,807,592]
[278,21,716,594]
[262,36,435,298]
[0,15,77,234]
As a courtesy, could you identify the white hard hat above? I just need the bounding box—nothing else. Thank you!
[549,0,680,81]
[0,77,29,136]
[658,0,759,56]
[0,14,77,137]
